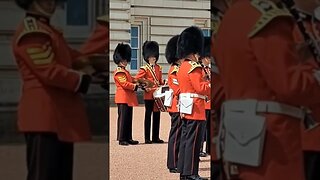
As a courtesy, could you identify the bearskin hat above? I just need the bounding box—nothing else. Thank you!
[201,37,211,59]
[113,43,131,64]
[15,0,34,10]
[165,35,179,64]
[142,41,159,62]
[177,26,204,59]
[15,0,66,10]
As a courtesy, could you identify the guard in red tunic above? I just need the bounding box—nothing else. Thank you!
[176,26,210,180]
[12,0,92,179]
[135,41,165,144]
[211,3,227,179]
[80,15,108,55]
[113,43,140,146]
[165,35,183,173]
[215,0,320,179]
[199,37,212,158]
[292,2,320,179]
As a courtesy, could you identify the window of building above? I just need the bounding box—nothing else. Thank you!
[130,26,140,70]
[202,29,211,37]
[54,0,95,38]
[66,0,88,26]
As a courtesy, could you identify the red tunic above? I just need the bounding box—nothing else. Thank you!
[167,65,180,113]
[113,66,138,107]
[215,0,320,179]
[176,60,210,120]
[202,66,211,110]
[12,15,91,142]
[81,15,108,55]
[292,16,320,151]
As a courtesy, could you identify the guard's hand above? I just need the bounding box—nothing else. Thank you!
[79,65,96,75]
[91,76,105,84]
[91,71,108,84]
[163,79,168,85]
[139,85,146,91]
[145,88,151,92]
[180,113,185,119]
[296,42,314,62]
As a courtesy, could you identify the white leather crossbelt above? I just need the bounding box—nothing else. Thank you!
[180,93,206,100]
[224,100,305,120]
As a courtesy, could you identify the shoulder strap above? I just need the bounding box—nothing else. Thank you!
[146,64,160,86]
[188,61,202,74]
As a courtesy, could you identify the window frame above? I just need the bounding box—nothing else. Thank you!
[54,0,94,39]
[202,28,211,37]
[130,26,141,71]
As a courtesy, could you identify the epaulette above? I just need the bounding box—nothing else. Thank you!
[140,65,148,71]
[53,26,63,34]
[115,67,125,74]
[188,61,202,74]
[97,15,108,23]
[16,17,50,44]
[170,65,179,74]
[248,0,291,38]
[158,64,162,71]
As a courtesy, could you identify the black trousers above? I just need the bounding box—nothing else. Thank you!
[167,112,182,169]
[200,110,211,154]
[304,151,320,180]
[211,160,224,180]
[117,103,133,141]
[144,100,161,141]
[178,119,205,176]
[25,133,74,180]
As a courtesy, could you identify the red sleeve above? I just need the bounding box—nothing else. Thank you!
[69,47,83,62]
[114,72,136,91]
[250,17,320,106]
[135,68,146,79]
[158,66,164,85]
[168,73,180,96]
[189,67,210,96]
[15,33,81,92]
[81,22,108,55]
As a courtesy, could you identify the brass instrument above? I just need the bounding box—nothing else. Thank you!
[135,78,155,88]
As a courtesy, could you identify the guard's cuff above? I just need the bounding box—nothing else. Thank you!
[134,84,138,91]
[77,74,92,94]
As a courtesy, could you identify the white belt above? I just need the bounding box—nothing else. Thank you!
[224,100,305,120]
[180,93,206,100]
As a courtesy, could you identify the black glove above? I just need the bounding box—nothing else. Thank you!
[134,84,138,91]
[91,71,108,87]
[92,71,108,80]
[77,74,92,94]
[139,84,146,91]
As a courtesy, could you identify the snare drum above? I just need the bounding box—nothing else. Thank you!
[153,85,171,112]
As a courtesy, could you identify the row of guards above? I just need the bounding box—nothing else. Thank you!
[112,26,212,179]
[211,0,320,180]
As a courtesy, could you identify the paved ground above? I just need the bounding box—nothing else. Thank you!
[0,106,210,180]
[0,139,108,180]
[109,106,211,180]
